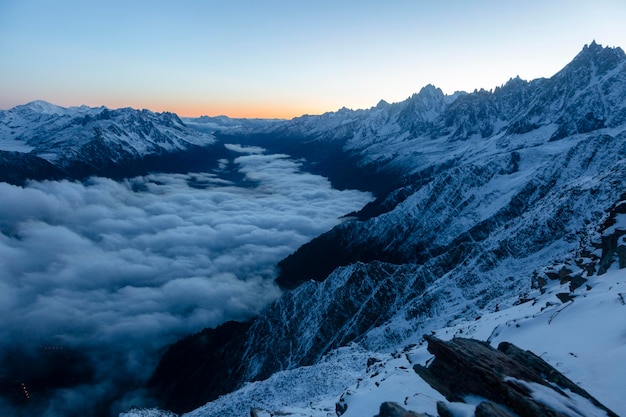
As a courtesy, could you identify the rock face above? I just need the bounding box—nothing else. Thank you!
[375,401,430,417]
[598,200,626,274]
[415,336,618,417]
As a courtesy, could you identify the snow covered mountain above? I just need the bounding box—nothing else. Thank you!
[0,102,233,183]
[2,41,625,417]
[146,42,626,416]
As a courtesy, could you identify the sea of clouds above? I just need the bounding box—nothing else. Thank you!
[0,149,373,416]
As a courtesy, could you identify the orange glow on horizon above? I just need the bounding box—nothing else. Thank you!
[91,97,336,120]
[1,93,351,120]
[86,99,334,120]
[162,101,333,120]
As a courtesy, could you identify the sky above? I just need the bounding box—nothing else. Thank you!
[1,0,626,118]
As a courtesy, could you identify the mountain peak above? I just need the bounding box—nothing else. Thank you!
[417,84,444,98]
[587,39,602,50]
[580,39,625,58]
[20,100,67,115]
[568,41,626,76]
[375,99,390,109]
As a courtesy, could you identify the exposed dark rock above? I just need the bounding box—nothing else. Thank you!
[414,336,617,417]
[555,292,574,303]
[250,408,266,417]
[367,357,381,367]
[435,401,454,417]
[374,401,430,417]
[474,401,517,417]
[598,201,626,274]
[336,400,348,416]
[618,243,626,269]
[598,228,626,274]
[532,198,626,293]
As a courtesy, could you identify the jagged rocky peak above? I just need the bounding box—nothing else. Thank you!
[550,41,626,90]
[408,84,447,110]
[375,99,391,109]
[502,75,526,88]
[396,84,448,126]
[494,75,533,98]
[415,84,444,100]
[572,40,626,76]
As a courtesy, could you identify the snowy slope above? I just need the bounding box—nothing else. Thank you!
[123,266,626,417]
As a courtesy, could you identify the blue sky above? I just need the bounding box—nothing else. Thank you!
[1,0,625,118]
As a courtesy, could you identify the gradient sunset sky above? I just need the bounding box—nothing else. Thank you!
[1,0,625,119]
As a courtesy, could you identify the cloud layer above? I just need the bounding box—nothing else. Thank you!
[0,152,372,415]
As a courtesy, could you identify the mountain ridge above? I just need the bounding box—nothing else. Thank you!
[0,102,246,184]
[145,42,626,415]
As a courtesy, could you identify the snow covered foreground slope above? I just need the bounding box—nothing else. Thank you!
[124,264,626,416]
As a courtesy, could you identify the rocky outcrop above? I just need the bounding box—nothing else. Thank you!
[531,196,626,297]
[598,200,626,274]
[375,401,431,417]
[414,336,617,417]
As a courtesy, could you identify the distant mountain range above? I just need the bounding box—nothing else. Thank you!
[0,101,238,183]
[2,41,626,417]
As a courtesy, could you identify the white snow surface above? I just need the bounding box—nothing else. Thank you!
[123,268,625,417]
[504,378,610,417]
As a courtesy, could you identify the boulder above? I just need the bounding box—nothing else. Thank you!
[414,336,617,417]
[374,402,430,417]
